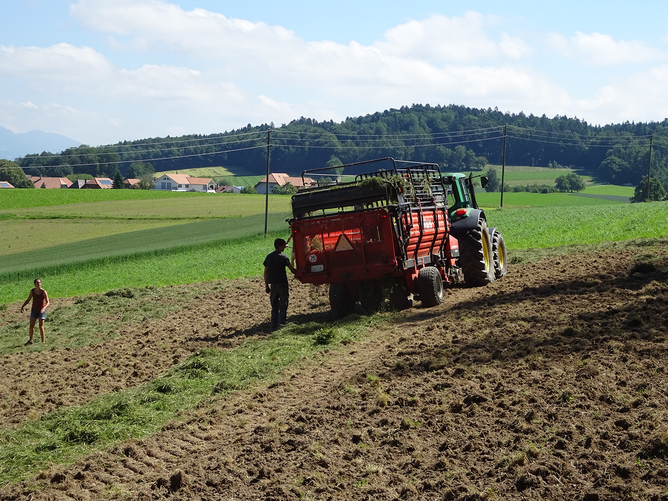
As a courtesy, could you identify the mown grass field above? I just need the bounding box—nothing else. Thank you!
[216,175,264,187]
[1,192,290,220]
[0,188,205,210]
[154,166,236,178]
[485,165,576,185]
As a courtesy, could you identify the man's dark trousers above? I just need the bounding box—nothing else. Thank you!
[269,283,289,331]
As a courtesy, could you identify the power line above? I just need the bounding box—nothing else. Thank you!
[20,132,267,160]
[16,145,265,169]
[12,125,666,171]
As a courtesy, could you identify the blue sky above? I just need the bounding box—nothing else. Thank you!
[2,0,668,146]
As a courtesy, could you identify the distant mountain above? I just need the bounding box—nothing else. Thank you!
[0,126,82,161]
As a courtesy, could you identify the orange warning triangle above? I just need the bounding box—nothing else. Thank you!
[335,234,353,251]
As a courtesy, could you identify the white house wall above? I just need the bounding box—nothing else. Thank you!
[255,183,277,195]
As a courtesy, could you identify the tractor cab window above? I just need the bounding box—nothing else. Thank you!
[458,178,472,205]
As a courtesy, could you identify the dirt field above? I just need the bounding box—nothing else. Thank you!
[1,242,668,500]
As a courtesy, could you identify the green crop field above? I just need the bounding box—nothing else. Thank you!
[475,190,628,208]
[0,231,286,304]
[485,201,668,249]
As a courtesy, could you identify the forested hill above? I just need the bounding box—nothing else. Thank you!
[15,104,668,187]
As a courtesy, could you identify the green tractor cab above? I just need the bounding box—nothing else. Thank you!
[442,172,488,222]
[441,172,506,281]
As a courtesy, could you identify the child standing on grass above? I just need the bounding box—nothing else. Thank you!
[21,278,50,345]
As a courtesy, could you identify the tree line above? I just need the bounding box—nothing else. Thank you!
[9,104,668,191]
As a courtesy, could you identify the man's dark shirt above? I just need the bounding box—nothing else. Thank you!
[263,250,290,285]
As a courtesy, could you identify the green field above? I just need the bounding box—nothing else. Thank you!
[486,165,576,185]
[485,201,668,249]
[216,175,264,187]
[0,188,207,210]
[0,172,662,304]
[476,189,631,208]
[2,193,290,220]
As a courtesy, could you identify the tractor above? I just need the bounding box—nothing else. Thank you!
[288,158,505,316]
[441,172,507,283]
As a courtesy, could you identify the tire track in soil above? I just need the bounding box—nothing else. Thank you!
[2,244,668,500]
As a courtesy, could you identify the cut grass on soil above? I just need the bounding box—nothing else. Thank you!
[0,315,380,483]
[0,285,200,355]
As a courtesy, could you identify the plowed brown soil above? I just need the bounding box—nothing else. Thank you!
[2,242,668,500]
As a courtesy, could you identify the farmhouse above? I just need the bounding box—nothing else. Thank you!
[0,181,14,188]
[123,178,141,189]
[82,178,114,189]
[154,173,217,192]
[254,173,314,194]
[30,176,72,189]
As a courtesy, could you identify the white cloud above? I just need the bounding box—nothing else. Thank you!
[547,32,667,66]
[0,43,114,81]
[566,65,668,125]
[70,0,300,58]
[64,1,547,127]
[374,12,532,63]
[5,0,668,146]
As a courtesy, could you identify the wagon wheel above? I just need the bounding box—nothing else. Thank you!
[388,278,413,311]
[358,279,383,314]
[417,267,444,307]
[329,283,355,318]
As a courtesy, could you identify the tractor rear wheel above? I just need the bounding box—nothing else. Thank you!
[490,229,507,279]
[358,280,383,314]
[458,219,495,287]
[329,283,355,318]
[417,267,444,307]
[388,278,412,311]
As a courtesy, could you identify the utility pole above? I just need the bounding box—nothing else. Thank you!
[500,124,507,208]
[264,129,271,236]
[646,134,653,202]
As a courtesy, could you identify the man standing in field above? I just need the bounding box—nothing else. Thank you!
[264,237,296,331]
[21,278,50,345]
